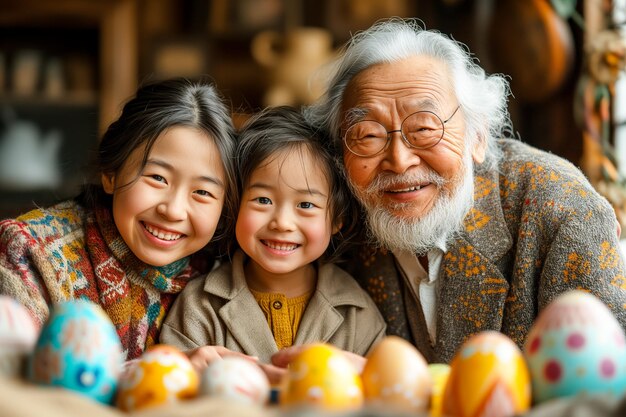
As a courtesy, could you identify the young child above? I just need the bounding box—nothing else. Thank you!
[161,106,386,371]
[0,78,238,360]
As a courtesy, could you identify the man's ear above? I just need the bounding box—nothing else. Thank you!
[101,173,115,194]
[471,135,487,164]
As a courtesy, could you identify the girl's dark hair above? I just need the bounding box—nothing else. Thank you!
[236,106,359,263]
[79,77,238,249]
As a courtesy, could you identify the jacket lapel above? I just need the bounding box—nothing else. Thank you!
[293,295,343,345]
[434,171,512,362]
[294,263,365,345]
[207,251,278,358]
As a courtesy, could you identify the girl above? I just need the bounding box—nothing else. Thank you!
[0,78,238,360]
[161,106,386,372]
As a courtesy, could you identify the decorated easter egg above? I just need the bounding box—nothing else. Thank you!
[361,336,431,412]
[524,290,626,403]
[428,363,451,417]
[200,356,270,405]
[0,296,39,378]
[116,344,198,411]
[28,300,124,404]
[280,343,363,411]
[442,331,531,417]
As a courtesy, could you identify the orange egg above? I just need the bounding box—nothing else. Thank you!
[442,331,531,417]
[361,336,431,413]
[115,345,198,412]
[280,343,363,411]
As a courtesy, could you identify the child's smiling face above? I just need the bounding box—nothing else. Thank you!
[102,126,226,266]
[236,146,337,284]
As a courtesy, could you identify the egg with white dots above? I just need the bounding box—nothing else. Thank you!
[115,344,199,411]
[280,343,363,411]
[524,290,626,403]
[27,300,124,405]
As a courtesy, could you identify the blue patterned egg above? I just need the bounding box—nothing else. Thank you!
[524,290,626,403]
[27,300,124,404]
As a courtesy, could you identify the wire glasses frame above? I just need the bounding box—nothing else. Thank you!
[343,105,461,157]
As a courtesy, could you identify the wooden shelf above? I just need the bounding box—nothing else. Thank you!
[1,93,98,108]
[0,0,138,134]
[0,1,137,218]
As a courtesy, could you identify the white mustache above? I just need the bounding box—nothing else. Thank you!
[365,171,447,195]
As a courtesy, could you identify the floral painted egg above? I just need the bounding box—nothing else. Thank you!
[524,290,626,403]
[280,343,363,411]
[0,296,39,378]
[442,331,531,417]
[27,300,124,404]
[116,344,198,411]
[428,363,451,417]
[361,336,431,413]
[200,357,270,405]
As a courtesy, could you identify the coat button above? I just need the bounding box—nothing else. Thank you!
[272,301,283,310]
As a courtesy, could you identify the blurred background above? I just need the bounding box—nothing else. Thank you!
[1,0,625,225]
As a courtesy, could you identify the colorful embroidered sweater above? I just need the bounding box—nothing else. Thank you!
[343,139,626,363]
[0,200,206,359]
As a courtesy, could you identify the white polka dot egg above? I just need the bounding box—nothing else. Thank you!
[524,290,626,403]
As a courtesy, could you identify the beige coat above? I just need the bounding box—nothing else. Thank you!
[161,251,386,364]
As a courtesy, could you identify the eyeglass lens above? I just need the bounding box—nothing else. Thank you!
[345,111,444,156]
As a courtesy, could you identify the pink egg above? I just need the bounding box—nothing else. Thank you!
[0,296,39,377]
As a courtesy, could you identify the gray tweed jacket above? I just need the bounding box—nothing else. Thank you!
[343,139,626,364]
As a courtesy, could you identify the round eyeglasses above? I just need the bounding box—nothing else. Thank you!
[343,105,461,157]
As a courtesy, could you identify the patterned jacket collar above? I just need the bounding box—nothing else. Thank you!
[432,166,514,362]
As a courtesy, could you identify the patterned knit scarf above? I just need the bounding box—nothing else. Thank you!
[86,206,196,359]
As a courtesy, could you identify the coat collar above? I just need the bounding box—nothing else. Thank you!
[203,250,369,357]
[462,167,512,261]
[432,167,513,362]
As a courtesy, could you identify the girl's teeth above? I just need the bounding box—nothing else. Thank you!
[263,240,298,251]
[144,224,182,241]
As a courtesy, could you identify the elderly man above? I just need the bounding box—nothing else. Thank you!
[272,18,626,368]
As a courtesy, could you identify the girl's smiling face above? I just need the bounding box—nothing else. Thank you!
[102,126,226,266]
[235,146,337,286]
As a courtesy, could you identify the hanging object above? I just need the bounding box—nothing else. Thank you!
[488,0,575,103]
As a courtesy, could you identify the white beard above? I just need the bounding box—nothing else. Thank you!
[350,152,475,255]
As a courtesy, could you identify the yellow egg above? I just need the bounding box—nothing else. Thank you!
[442,331,531,417]
[361,336,431,413]
[428,363,451,417]
[115,344,198,412]
[280,343,363,411]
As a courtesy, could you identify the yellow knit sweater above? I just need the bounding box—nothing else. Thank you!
[249,289,313,349]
